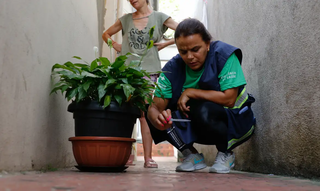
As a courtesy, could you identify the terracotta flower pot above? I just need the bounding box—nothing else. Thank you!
[69,136,135,169]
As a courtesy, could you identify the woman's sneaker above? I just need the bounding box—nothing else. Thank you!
[209,151,235,173]
[176,153,207,172]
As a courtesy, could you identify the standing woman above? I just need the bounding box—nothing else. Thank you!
[102,0,178,168]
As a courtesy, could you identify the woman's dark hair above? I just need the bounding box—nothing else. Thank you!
[174,18,212,42]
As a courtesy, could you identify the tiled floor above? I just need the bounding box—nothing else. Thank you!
[1,160,320,191]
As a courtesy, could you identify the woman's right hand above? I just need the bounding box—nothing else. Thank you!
[156,109,173,130]
[113,42,122,53]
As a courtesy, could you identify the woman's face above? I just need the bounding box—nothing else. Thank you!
[129,0,147,9]
[175,34,210,71]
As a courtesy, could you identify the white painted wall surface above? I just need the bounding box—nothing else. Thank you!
[0,0,99,171]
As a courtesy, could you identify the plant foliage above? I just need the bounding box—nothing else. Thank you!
[50,26,162,111]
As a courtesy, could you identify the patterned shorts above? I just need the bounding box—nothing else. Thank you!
[143,74,159,83]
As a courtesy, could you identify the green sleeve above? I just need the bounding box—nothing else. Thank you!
[218,53,247,91]
[155,11,170,34]
[154,73,172,98]
[119,13,130,32]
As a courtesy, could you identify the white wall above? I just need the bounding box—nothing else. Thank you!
[0,0,99,171]
[199,0,320,179]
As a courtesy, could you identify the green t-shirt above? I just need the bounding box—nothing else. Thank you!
[154,53,247,98]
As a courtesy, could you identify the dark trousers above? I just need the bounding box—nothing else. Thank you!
[146,99,229,152]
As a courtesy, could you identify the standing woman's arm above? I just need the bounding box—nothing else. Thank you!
[154,17,179,51]
[102,19,123,52]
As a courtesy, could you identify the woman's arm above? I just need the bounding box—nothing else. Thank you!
[102,19,122,52]
[147,97,173,131]
[164,17,178,31]
[177,88,239,113]
[154,17,179,51]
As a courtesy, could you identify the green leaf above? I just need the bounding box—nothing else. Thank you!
[107,38,113,48]
[128,60,140,67]
[114,95,123,106]
[50,84,69,95]
[90,59,98,71]
[73,56,82,60]
[104,79,116,89]
[133,66,143,71]
[129,53,141,59]
[115,84,122,89]
[99,57,111,66]
[103,95,111,109]
[97,68,110,76]
[60,85,69,93]
[77,86,87,101]
[51,63,76,73]
[135,101,146,111]
[83,81,92,92]
[111,60,125,69]
[73,56,89,65]
[81,71,100,78]
[143,72,151,79]
[65,88,78,101]
[56,70,82,80]
[120,78,128,84]
[98,83,107,101]
[153,70,164,74]
[50,82,68,94]
[127,68,144,77]
[126,74,133,78]
[119,64,127,72]
[116,55,127,62]
[121,84,135,100]
[64,61,81,73]
[146,94,154,105]
[149,25,155,39]
[147,40,154,49]
[74,63,89,68]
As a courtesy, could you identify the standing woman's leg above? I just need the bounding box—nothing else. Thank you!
[141,74,159,168]
[140,114,158,168]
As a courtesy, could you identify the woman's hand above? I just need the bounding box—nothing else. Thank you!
[147,97,171,131]
[154,39,175,51]
[154,42,167,51]
[155,109,173,130]
[113,42,122,53]
[177,89,192,117]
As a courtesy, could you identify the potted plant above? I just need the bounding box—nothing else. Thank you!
[51,27,160,172]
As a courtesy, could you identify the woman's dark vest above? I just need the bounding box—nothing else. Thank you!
[162,41,256,151]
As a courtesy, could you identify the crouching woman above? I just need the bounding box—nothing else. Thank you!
[147,18,256,173]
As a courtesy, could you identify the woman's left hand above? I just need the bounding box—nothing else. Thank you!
[177,89,192,117]
[154,42,166,51]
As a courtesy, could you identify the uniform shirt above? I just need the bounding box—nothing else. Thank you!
[154,53,246,98]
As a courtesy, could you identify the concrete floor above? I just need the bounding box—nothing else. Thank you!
[1,159,320,191]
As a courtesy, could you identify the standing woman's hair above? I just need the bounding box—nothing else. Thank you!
[174,18,212,42]
[147,0,153,10]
